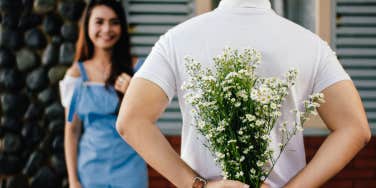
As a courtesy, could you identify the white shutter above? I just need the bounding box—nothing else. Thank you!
[332,0,376,132]
[127,0,195,135]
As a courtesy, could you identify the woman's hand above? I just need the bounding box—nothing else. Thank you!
[115,73,131,94]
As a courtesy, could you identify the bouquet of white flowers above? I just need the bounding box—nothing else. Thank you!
[182,48,324,187]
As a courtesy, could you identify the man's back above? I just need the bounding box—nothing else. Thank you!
[135,1,350,187]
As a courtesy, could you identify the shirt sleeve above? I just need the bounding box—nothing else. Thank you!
[59,75,81,122]
[134,33,176,101]
[312,39,351,94]
[59,75,79,108]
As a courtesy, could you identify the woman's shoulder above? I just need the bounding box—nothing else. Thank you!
[66,63,81,78]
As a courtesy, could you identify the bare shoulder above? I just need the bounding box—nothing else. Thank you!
[66,63,81,78]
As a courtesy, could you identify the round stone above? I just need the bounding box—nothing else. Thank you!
[62,178,68,188]
[37,87,56,105]
[1,154,23,174]
[16,48,38,72]
[0,93,28,117]
[23,151,44,176]
[45,102,64,121]
[21,123,44,148]
[0,68,24,90]
[61,22,78,42]
[51,136,63,153]
[51,154,66,177]
[51,35,63,45]
[24,103,43,120]
[0,0,22,13]
[33,0,56,14]
[0,127,4,138]
[59,42,75,65]
[42,43,59,66]
[3,133,22,153]
[0,26,23,50]
[30,166,59,188]
[1,117,21,133]
[0,153,5,174]
[25,28,47,49]
[26,68,48,92]
[58,0,86,21]
[48,120,64,135]
[1,12,20,29]
[6,174,29,188]
[0,47,16,68]
[48,65,67,84]
[18,13,42,30]
[37,136,51,152]
[43,13,63,35]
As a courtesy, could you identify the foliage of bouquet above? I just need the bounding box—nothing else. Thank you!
[182,48,324,187]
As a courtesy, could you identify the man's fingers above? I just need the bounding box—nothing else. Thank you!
[207,180,249,188]
[224,180,249,188]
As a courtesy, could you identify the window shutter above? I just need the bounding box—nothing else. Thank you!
[127,0,195,135]
[332,0,376,132]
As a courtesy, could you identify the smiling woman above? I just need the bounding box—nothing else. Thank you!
[88,6,121,50]
[58,0,148,188]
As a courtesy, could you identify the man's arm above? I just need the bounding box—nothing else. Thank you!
[285,80,371,187]
[116,78,250,188]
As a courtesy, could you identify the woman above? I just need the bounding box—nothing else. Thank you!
[59,0,147,187]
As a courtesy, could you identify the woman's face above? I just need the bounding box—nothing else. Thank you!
[88,5,122,50]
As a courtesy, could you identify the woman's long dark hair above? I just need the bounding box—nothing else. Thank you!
[74,0,133,98]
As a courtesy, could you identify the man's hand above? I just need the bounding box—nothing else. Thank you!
[207,180,249,188]
[206,180,269,188]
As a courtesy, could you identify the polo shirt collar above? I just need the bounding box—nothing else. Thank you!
[218,0,271,9]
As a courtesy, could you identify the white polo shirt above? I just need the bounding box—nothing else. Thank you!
[135,0,350,187]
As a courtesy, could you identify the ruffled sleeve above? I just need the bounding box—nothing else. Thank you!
[59,75,80,122]
[59,75,79,108]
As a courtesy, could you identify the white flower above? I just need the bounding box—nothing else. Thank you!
[257,161,264,167]
[270,103,277,110]
[235,171,244,178]
[296,124,304,132]
[255,119,265,126]
[240,156,245,162]
[216,152,225,159]
[198,120,205,129]
[238,130,244,135]
[245,114,256,122]
[250,168,256,174]
[217,125,225,132]
[278,143,283,148]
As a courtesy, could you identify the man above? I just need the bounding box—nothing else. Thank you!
[116,0,371,187]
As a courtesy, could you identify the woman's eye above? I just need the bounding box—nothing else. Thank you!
[111,20,120,25]
[96,20,103,25]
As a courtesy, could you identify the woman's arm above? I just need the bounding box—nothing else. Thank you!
[62,64,83,187]
[64,109,82,187]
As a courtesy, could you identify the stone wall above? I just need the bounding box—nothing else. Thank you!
[0,0,86,187]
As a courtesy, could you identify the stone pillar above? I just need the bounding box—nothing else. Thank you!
[0,0,86,187]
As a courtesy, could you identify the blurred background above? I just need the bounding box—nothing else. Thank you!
[0,0,375,187]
